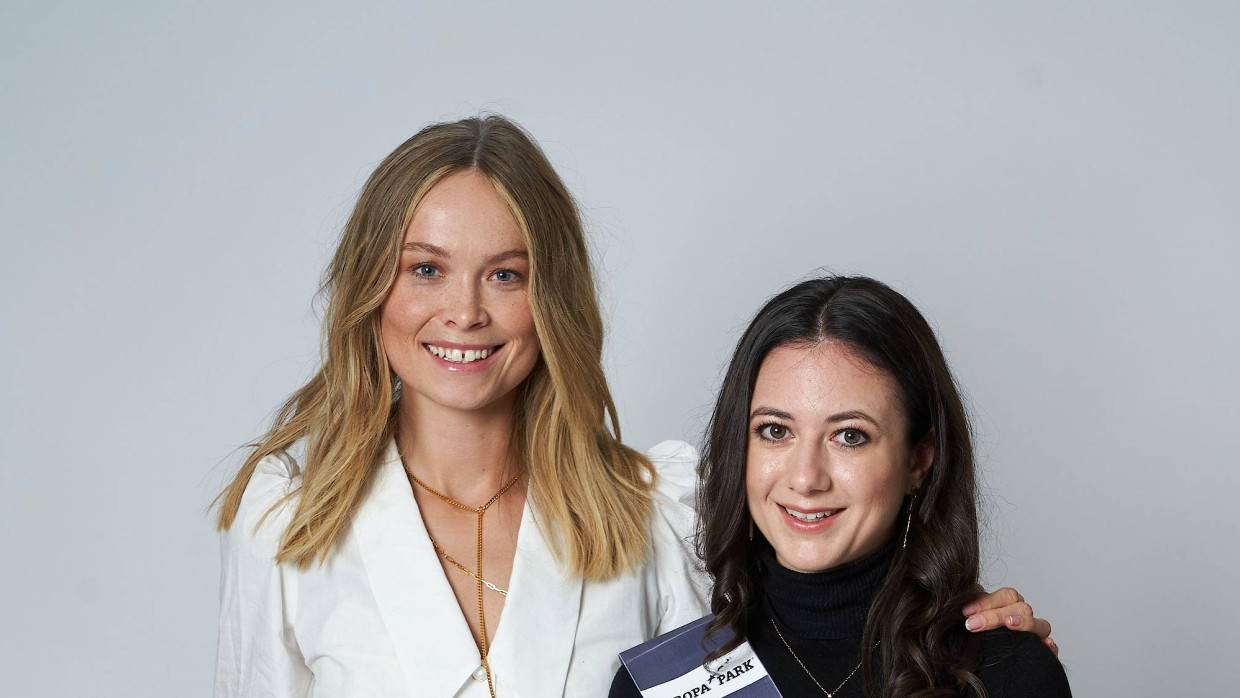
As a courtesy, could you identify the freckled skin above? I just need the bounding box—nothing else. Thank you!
[745,341,933,574]
[380,169,541,417]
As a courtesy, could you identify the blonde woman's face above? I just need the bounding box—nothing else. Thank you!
[745,341,932,573]
[381,169,540,417]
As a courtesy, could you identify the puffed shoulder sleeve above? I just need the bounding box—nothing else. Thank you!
[645,440,711,634]
[646,439,699,509]
[215,453,312,697]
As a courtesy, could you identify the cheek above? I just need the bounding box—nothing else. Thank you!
[508,298,538,340]
[378,304,399,350]
[744,449,779,507]
[379,306,413,348]
[379,291,432,362]
[380,287,419,330]
[839,465,907,522]
[489,290,535,337]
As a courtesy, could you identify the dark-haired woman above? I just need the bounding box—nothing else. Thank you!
[612,276,1070,697]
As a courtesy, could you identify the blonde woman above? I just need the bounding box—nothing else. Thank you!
[214,116,1050,697]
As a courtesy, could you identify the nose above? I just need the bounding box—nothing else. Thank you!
[786,442,832,495]
[441,277,488,329]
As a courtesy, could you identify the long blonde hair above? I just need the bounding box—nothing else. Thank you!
[216,116,655,578]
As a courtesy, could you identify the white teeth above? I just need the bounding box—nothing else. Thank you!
[426,345,492,364]
[784,506,835,522]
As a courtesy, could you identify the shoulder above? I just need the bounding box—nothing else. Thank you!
[641,441,711,626]
[974,629,1073,697]
[644,439,699,552]
[646,439,699,509]
[224,451,303,560]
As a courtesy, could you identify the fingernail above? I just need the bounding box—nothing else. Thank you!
[1006,615,1022,628]
[962,603,979,616]
[965,616,982,631]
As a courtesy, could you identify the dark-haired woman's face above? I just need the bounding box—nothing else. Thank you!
[745,341,933,573]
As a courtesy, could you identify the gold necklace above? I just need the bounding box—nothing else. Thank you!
[428,538,508,596]
[769,616,869,698]
[408,467,521,698]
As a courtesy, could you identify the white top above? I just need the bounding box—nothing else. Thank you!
[215,440,709,697]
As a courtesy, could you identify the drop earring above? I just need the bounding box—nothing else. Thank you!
[902,490,918,549]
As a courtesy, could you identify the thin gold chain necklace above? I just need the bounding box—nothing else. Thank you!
[769,616,873,698]
[407,467,521,698]
[428,538,508,596]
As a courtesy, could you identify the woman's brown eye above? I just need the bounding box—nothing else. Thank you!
[840,429,866,446]
[759,424,789,440]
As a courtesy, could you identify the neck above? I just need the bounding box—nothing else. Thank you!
[758,535,898,640]
[395,395,522,503]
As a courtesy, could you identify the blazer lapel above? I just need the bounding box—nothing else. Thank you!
[487,502,584,696]
[352,441,480,696]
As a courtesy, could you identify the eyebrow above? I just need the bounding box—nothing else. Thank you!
[826,410,879,426]
[485,249,529,265]
[750,406,794,421]
[401,241,449,256]
[748,406,880,426]
[400,242,529,265]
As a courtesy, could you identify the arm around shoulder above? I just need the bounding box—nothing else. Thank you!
[215,452,313,697]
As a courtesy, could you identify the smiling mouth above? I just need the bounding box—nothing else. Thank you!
[781,505,841,522]
[424,343,501,364]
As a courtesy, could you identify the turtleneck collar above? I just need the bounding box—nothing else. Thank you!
[757,535,898,640]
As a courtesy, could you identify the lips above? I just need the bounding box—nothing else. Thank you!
[778,505,838,520]
[781,505,841,522]
[777,504,843,532]
[424,343,501,365]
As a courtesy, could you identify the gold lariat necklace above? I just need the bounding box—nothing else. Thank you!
[407,467,521,698]
[429,538,509,596]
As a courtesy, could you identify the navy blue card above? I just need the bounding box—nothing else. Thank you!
[619,615,783,697]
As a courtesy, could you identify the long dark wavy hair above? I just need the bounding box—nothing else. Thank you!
[698,275,986,697]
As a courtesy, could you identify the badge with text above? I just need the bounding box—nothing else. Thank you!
[619,615,783,698]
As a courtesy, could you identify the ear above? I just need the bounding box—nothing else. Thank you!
[907,429,935,492]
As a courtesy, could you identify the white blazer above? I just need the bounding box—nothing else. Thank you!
[215,440,709,697]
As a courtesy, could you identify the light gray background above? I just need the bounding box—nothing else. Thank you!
[2,2,1237,695]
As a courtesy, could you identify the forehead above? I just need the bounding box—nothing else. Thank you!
[752,341,901,418]
[403,169,525,251]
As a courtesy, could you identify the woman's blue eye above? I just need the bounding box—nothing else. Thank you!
[493,269,520,283]
[413,263,438,277]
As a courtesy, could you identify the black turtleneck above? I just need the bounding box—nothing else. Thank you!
[610,537,1071,697]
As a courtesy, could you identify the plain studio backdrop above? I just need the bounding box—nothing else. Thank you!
[2,2,1237,695]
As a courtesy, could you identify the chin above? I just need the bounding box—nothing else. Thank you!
[775,545,847,574]
[398,382,511,415]
[436,394,511,414]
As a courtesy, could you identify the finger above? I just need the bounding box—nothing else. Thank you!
[1016,616,1052,640]
[964,601,1033,633]
[1044,637,1059,658]
[962,586,1023,616]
